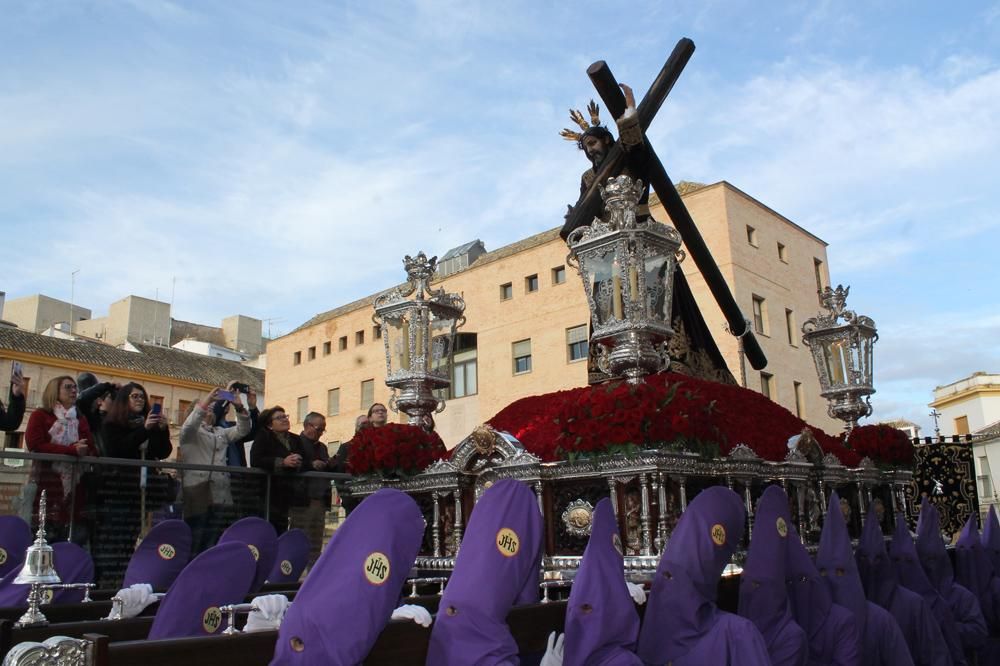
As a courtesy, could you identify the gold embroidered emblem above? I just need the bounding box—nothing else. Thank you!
[710,523,726,547]
[496,528,520,557]
[776,517,788,538]
[280,559,293,576]
[157,543,176,560]
[364,551,391,585]
[0,548,7,566]
[202,606,222,633]
[248,544,260,561]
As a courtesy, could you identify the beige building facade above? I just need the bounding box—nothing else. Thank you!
[2,294,92,334]
[930,371,1000,436]
[267,181,840,448]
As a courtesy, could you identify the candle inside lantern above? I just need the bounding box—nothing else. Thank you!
[415,320,424,370]
[612,262,624,320]
[401,318,411,370]
[628,266,639,309]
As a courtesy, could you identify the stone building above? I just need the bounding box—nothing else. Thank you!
[266,180,840,449]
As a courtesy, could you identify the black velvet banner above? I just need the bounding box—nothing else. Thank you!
[906,442,978,539]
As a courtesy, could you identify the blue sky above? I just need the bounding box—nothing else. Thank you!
[3,1,999,433]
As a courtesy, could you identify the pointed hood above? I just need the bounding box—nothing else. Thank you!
[268,529,311,584]
[982,505,1000,575]
[815,491,868,638]
[0,516,32,579]
[889,512,939,601]
[637,486,746,663]
[122,519,192,591]
[218,517,278,593]
[855,504,898,609]
[915,497,955,594]
[785,520,834,641]
[738,485,799,648]
[564,498,641,665]
[954,513,995,625]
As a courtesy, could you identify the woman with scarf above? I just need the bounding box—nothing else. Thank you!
[24,376,98,542]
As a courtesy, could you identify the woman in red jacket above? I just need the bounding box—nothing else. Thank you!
[24,375,98,542]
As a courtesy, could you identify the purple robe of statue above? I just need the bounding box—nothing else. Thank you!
[0,515,32,579]
[564,497,642,666]
[786,520,860,666]
[272,488,424,665]
[856,504,951,666]
[889,513,966,665]
[915,499,988,659]
[218,516,278,593]
[738,485,808,666]
[816,491,913,666]
[147,540,257,639]
[122,518,191,591]
[427,479,544,666]
[636,486,771,666]
[268,528,311,584]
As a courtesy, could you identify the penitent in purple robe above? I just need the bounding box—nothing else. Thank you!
[816,491,913,666]
[0,515,32,579]
[785,520,859,666]
[856,504,952,666]
[218,516,278,593]
[427,479,544,666]
[267,528,311,584]
[954,513,1000,666]
[916,499,988,659]
[122,518,191,591]
[272,488,424,665]
[738,485,808,666]
[637,486,771,666]
[563,497,642,666]
[889,512,966,665]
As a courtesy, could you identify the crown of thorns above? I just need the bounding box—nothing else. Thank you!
[559,100,604,143]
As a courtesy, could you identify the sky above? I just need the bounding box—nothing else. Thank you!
[2,1,999,434]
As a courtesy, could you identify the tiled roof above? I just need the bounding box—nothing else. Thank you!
[0,326,264,389]
[976,420,1000,438]
[169,319,227,348]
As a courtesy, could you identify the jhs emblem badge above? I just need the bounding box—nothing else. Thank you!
[612,533,624,556]
[710,523,726,547]
[364,552,391,585]
[248,544,260,561]
[496,528,520,557]
[280,560,293,576]
[0,548,7,566]
[157,543,176,560]
[775,517,787,538]
[202,606,223,633]
[42,589,54,604]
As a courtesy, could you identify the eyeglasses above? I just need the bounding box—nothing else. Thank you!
[308,423,326,432]
[272,414,290,422]
[129,393,146,400]
[61,384,78,391]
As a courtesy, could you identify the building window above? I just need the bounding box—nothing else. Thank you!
[955,415,970,436]
[512,339,532,375]
[500,283,513,300]
[450,332,478,398]
[297,396,309,423]
[293,351,302,365]
[814,258,825,303]
[308,346,316,361]
[979,456,993,498]
[525,274,539,293]
[760,372,774,399]
[552,266,566,285]
[339,336,347,351]
[752,295,767,335]
[793,382,804,418]
[323,341,331,356]
[785,309,796,346]
[777,242,787,263]
[177,399,192,424]
[373,325,382,339]
[567,325,588,362]
[360,379,375,409]
[355,330,364,345]
[746,225,758,247]
[327,388,340,416]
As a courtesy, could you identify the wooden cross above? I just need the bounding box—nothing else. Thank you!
[561,38,767,370]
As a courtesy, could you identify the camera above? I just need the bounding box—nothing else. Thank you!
[231,382,250,394]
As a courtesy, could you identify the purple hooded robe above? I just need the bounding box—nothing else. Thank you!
[856,504,952,666]
[816,492,913,666]
[636,486,771,666]
[122,518,192,591]
[889,513,966,665]
[272,488,425,665]
[0,515,32,579]
[954,514,1000,666]
[785,521,859,666]
[738,485,808,666]
[563,497,642,666]
[218,516,278,593]
[915,499,988,659]
[267,528,311,584]
[427,479,544,666]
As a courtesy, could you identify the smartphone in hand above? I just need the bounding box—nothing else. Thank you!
[150,402,162,416]
[11,361,23,381]
[217,390,236,403]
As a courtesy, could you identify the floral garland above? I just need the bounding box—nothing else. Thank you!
[347,423,448,477]
[844,424,915,467]
[489,372,869,465]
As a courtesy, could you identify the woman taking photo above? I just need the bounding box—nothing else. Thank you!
[101,382,172,460]
[24,376,98,542]
[250,406,304,535]
[179,387,251,553]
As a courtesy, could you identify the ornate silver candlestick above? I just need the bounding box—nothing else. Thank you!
[13,491,60,627]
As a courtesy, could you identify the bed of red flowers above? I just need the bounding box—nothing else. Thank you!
[347,422,448,477]
[845,423,914,468]
[487,372,909,467]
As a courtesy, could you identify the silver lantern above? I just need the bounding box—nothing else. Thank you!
[802,285,878,431]
[566,175,683,384]
[373,252,466,424]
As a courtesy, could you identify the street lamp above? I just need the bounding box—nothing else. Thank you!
[566,175,683,384]
[802,285,878,432]
[373,252,466,424]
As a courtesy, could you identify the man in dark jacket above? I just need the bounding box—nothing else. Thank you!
[1,363,26,432]
[293,412,332,564]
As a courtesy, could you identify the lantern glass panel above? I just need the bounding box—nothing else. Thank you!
[644,254,672,321]
[586,252,616,325]
[823,338,849,386]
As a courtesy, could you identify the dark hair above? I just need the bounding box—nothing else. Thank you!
[577,125,614,151]
[105,382,149,427]
[259,406,286,429]
[303,411,324,427]
[77,372,99,394]
[367,403,387,418]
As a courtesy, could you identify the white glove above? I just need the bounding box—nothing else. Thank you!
[540,631,564,666]
[626,581,647,605]
[106,584,157,619]
[391,604,433,627]
[244,594,290,632]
